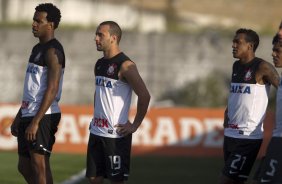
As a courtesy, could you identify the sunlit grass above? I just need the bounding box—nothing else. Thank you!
[0,151,261,184]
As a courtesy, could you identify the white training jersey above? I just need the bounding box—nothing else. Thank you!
[273,77,282,137]
[89,52,132,138]
[21,39,65,117]
[225,58,270,139]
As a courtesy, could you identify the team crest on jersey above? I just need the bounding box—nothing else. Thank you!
[34,52,42,62]
[244,69,252,81]
[107,64,117,76]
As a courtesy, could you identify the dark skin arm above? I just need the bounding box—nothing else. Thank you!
[115,60,151,136]
[256,60,279,88]
[223,108,229,128]
[25,48,63,141]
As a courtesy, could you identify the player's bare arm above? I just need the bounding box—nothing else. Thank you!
[93,64,96,105]
[223,108,229,128]
[257,61,279,88]
[25,48,63,141]
[115,60,150,135]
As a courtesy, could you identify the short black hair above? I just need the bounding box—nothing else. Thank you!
[236,28,260,52]
[272,34,279,45]
[272,34,282,47]
[99,21,122,44]
[35,3,61,29]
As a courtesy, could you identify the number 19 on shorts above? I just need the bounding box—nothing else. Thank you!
[109,155,121,170]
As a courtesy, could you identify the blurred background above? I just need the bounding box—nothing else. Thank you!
[0,0,281,107]
[0,0,281,183]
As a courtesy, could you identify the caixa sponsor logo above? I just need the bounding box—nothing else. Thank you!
[230,85,251,94]
[93,117,109,128]
[26,65,39,74]
[96,78,113,88]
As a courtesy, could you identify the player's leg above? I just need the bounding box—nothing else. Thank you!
[88,176,104,184]
[256,137,282,184]
[29,113,60,184]
[29,152,54,184]
[220,136,262,184]
[219,174,245,184]
[42,113,60,184]
[105,134,132,184]
[30,152,48,184]
[18,155,35,184]
[220,136,240,184]
[17,117,35,183]
[45,156,53,184]
[251,156,265,184]
[86,134,105,184]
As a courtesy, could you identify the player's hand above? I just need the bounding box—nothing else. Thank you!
[25,120,39,141]
[10,116,20,137]
[115,121,137,136]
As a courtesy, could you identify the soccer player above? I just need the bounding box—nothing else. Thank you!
[219,28,279,184]
[255,34,282,184]
[10,3,65,184]
[86,21,151,184]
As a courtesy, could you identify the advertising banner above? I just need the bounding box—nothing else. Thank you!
[0,104,274,157]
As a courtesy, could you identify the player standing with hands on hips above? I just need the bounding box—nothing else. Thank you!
[10,3,65,184]
[86,21,150,184]
[219,28,279,184]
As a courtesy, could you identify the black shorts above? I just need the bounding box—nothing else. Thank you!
[256,137,282,184]
[222,136,262,182]
[86,133,132,182]
[17,113,61,157]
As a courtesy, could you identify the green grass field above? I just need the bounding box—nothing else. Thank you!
[0,151,260,184]
[76,155,225,184]
[0,151,85,184]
